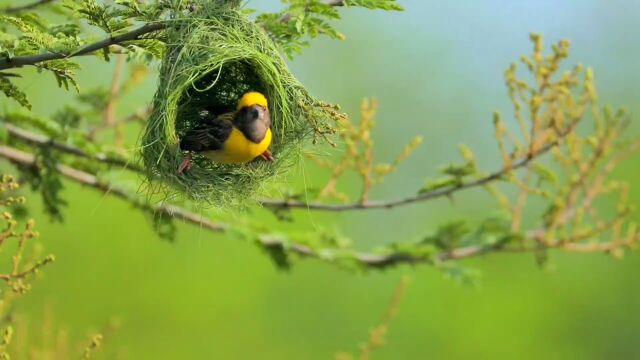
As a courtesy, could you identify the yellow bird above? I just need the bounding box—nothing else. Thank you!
[178,92,273,173]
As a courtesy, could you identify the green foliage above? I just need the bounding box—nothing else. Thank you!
[148,211,177,242]
[257,0,403,58]
[0,13,78,53]
[343,0,404,10]
[0,75,30,109]
[260,241,292,270]
[0,174,53,306]
[38,58,80,91]
[0,0,636,281]
[0,0,168,107]
[63,0,130,34]
[422,221,469,251]
[419,145,478,193]
[0,0,638,357]
[20,149,68,222]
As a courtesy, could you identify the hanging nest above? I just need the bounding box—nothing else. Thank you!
[142,2,339,205]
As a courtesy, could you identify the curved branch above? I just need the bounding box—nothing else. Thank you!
[0,0,349,71]
[2,0,54,14]
[0,145,631,269]
[0,144,510,268]
[0,145,225,232]
[2,122,142,171]
[0,23,165,71]
[3,123,563,213]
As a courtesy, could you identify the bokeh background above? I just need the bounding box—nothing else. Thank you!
[6,0,640,358]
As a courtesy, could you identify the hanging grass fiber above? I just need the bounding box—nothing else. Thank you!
[142,1,338,205]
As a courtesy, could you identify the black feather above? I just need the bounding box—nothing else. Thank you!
[180,116,233,152]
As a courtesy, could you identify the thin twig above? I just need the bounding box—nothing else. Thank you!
[261,118,583,211]
[104,54,126,148]
[261,147,546,211]
[0,256,54,281]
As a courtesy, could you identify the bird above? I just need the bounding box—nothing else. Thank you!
[177,91,274,174]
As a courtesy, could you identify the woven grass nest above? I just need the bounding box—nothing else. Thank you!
[142,2,338,205]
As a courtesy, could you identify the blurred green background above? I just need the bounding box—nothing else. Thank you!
[8,0,640,358]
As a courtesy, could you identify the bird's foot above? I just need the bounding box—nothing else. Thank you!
[260,150,274,162]
[177,154,193,174]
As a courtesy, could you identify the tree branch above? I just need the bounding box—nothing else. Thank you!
[0,23,165,71]
[0,144,509,268]
[0,145,225,232]
[1,0,54,14]
[1,122,143,172]
[0,144,632,269]
[0,0,348,71]
[3,122,564,213]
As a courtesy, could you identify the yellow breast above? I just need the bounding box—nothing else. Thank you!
[203,128,272,164]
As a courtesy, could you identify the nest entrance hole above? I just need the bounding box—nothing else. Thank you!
[175,61,268,137]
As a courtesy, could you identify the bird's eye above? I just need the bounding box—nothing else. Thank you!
[251,108,260,119]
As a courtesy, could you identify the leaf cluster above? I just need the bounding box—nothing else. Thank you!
[257,0,403,58]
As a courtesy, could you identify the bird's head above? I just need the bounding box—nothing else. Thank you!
[233,92,271,143]
[237,92,268,111]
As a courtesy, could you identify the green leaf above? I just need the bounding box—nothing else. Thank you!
[438,263,481,287]
[120,39,165,61]
[150,212,177,242]
[418,176,461,193]
[261,240,291,271]
[37,59,80,91]
[472,216,522,246]
[257,0,399,57]
[532,163,558,184]
[62,0,129,34]
[3,111,62,136]
[440,161,476,178]
[25,148,68,222]
[422,221,470,250]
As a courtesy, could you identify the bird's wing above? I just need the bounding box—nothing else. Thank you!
[179,114,234,152]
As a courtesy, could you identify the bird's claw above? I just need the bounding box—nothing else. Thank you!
[177,154,193,174]
[260,150,274,161]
